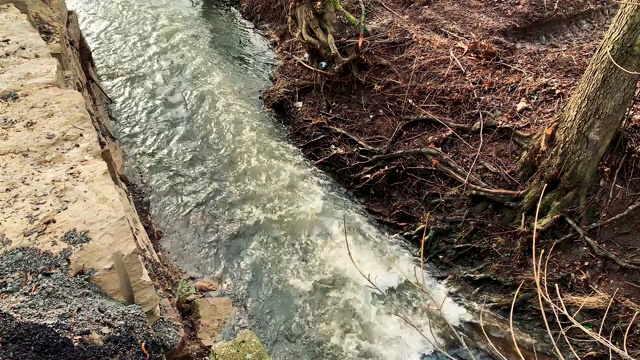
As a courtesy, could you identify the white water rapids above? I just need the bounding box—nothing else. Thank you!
[64,0,525,359]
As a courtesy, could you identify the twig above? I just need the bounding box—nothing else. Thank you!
[510,281,527,360]
[565,216,640,270]
[450,49,466,74]
[536,226,638,360]
[555,199,640,243]
[599,288,618,336]
[607,48,640,75]
[342,214,459,360]
[87,74,113,104]
[410,111,473,149]
[463,110,483,193]
[610,152,627,199]
[372,0,403,19]
[366,147,523,202]
[401,56,419,115]
[293,56,333,75]
[480,304,509,360]
[419,214,430,287]
[587,199,640,230]
[624,311,639,354]
[543,245,580,360]
[325,125,380,152]
[440,29,467,41]
[300,135,328,147]
[553,284,635,360]
[315,151,340,166]
[141,342,150,360]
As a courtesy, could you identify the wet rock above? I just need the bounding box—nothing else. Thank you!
[211,330,270,360]
[194,277,219,292]
[191,297,234,347]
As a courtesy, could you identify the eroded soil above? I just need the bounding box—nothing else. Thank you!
[240,0,640,357]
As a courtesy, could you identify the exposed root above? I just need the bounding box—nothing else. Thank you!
[366,147,523,202]
[324,125,381,152]
[290,0,358,71]
[388,114,532,151]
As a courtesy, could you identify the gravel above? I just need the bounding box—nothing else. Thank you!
[61,228,92,245]
[0,244,174,360]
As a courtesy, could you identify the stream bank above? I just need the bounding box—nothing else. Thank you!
[240,0,640,357]
[0,1,265,358]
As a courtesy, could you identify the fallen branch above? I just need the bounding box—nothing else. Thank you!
[554,198,640,245]
[565,216,640,270]
[300,135,328,147]
[315,150,341,166]
[372,0,403,19]
[587,199,640,231]
[394,114,531,149]
[324,125,381,152]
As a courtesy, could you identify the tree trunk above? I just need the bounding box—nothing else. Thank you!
[522,4,640,228]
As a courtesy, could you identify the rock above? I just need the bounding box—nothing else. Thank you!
[194,278,219,292]
[0,0,162,323]
[158,298,188,359]
[515,98,530,112]
[204,290,222,298]
[211,330,270,360]
[191,297,234,347]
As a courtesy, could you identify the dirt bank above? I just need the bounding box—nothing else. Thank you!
[240,0,640,357]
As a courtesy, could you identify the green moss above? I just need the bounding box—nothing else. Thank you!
[210,330,270,360]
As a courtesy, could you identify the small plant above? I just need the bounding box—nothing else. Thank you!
[176,280,195,301]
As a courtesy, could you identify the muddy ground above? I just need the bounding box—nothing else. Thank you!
[240,0,640,358]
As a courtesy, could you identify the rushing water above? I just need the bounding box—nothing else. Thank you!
[66,0,498,359]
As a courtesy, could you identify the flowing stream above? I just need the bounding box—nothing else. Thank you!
[66,0,510,359]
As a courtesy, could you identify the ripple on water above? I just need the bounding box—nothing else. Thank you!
[66,0,473,358]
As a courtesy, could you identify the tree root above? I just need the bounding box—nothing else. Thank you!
[565,216,640,270]
[386,114,532,150]
[366,147,523,202]
[324,125,381,152]
[317,118,523,203]
[290,0,357,72]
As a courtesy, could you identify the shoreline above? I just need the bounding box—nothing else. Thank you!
[0,1,272,358]
[0,0,190,357]
[239,0,640,356]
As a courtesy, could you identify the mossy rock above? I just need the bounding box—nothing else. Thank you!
[210,330,270,360]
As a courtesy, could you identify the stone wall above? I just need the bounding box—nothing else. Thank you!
[0,0,187,358]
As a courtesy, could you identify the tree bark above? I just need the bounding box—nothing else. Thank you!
[522,4,640,228]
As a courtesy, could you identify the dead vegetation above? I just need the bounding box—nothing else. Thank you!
[240,0,640,357]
